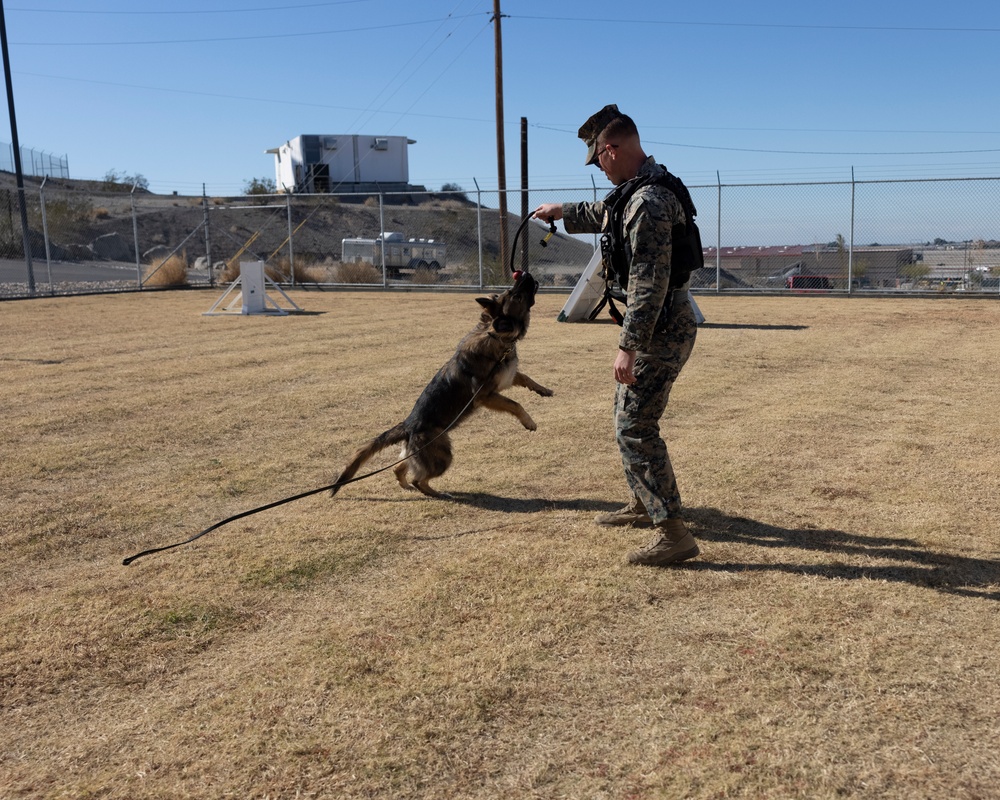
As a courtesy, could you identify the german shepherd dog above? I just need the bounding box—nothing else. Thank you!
[331,272,553,498]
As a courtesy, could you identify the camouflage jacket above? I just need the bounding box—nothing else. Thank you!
[562,156,688,353]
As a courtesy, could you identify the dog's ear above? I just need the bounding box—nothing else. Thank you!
[476,296,502,317]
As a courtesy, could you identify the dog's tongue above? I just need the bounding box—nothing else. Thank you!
[512,270,523,282]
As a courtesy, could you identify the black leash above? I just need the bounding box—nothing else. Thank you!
[122,344,515,566]
[124,213,548,567]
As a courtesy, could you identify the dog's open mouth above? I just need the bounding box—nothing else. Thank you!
[512,271,539,302]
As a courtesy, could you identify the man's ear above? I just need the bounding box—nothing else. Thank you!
[476,296,501,316]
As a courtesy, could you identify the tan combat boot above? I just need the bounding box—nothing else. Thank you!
[627,518,699,566]
[594,497,652,527]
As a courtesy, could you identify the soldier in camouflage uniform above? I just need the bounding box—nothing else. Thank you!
[534,105,699,566]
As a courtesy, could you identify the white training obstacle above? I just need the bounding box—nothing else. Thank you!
[203,261,302,316]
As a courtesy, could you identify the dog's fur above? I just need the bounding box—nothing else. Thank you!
[331,272,553,498]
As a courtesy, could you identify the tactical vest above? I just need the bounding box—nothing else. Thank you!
[597,169,703,325]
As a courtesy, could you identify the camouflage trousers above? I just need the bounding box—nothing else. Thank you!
[613,292,697,524]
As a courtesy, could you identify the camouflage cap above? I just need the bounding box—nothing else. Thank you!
[578,103,624,165]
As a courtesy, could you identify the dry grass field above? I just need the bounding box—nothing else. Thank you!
[2,288,999,799]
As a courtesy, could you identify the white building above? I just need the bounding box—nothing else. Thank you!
[266,134,419,194]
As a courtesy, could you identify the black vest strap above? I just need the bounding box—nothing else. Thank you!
[598,168,702,326]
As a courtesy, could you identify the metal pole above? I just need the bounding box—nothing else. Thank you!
[39,176,53,294]
[285,192,295,287]
[849,167,855,294]
[202,184,213,288]
[591,174,598,251]
[716,171,722,293]
[378,187,387,287]
[0,0,36,295]
[131,180,142,287]
[474,177,483,289]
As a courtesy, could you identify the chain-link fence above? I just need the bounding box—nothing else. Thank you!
[2,175,999,299]
[0,143,70,180]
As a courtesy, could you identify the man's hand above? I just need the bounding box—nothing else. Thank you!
[532,203,563,222]
[614,348,637,385]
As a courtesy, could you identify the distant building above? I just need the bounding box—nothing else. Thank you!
[701,244,916,288]
[266,134,423,194]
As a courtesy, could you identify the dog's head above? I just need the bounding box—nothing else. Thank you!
[475,271,539,341]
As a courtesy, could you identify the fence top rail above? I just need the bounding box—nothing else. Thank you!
[695,175,1000,190]
[84,174,1000,202]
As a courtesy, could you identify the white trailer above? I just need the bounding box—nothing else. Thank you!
[341,231,446,276]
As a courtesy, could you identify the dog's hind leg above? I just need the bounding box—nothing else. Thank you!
[393,459,412,491]
[406,432,454,498]
[412,478,448,499]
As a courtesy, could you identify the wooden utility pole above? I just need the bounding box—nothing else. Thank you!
[520,116,528,273]
[492,0,509,272]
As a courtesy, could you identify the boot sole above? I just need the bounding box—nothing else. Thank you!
[627,544,700,567]
[594,515,653,527]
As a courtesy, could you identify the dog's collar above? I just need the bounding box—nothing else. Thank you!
[484,333,516,363]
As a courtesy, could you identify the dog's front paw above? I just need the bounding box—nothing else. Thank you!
[535,385,554,397]
[522,416,538,431]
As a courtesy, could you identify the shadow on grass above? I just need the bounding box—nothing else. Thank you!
[582,318,807,331]
[446,491,620,515]
[699,323,808,331]
[685,507,1000,601]
[405,493,621,542]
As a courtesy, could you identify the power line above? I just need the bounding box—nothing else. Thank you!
[346,0,482,134]
[14,69,494,124]
[19,69,1000,158]
[646,139,1000,157]
[8,1,370,14]
[513,14,1000,35]
[11,13,488,46]
[529,124,1000,158]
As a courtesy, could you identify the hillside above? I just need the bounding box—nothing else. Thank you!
[0,171,595,284]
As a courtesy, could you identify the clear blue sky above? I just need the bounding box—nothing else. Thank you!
[2,0,999,196]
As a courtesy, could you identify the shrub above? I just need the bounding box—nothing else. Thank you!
[219,260,241,284]
[243,177,276,196]
[411,267,438,284]
[143,253,188,287]
[243,177,276,206]
[332,261,382,284]
[265,256,327,284]
[102,169,149,193]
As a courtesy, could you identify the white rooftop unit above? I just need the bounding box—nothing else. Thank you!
[265,134,417,194]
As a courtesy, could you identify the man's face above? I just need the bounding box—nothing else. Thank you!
[594,142,624,185]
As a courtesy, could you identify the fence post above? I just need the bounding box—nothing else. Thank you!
[285,192,295,287]
[590,175,599,251]
[716,171,722,293]
[203,184,213,288]
[849,167,855,295]
[377,186,387,287]
[39,176,54,294]
[474,178,483,289]
[131,180,142,288]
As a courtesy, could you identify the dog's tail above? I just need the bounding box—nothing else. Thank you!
[330,423,407,497]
